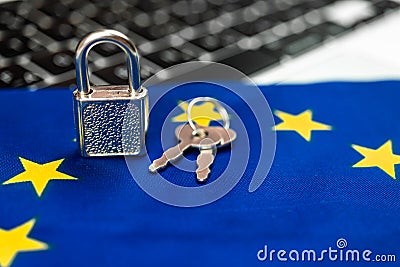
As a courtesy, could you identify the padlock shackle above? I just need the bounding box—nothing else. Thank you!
[75,29,141,95]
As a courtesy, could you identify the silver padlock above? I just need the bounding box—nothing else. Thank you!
[73,29,148,157]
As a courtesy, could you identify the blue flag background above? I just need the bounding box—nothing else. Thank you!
[0,81,399,266]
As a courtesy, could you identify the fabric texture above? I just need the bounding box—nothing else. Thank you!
[0,81,399,267]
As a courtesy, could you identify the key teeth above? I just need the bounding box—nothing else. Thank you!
[148,164,158,173]
[196,169,210,183]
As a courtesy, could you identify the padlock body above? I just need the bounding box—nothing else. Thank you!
[73,85,148,157]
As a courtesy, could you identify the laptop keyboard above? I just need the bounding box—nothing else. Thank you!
[0,0,399,89]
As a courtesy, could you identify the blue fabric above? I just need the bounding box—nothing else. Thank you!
[0,81,399,266]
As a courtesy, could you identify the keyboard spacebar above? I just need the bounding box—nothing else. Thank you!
[219,50,279,75]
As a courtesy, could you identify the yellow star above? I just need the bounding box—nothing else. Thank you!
[0,219,48,267]
[172,101,223,127]
[272,109,332,141]
[3,158,77,197]
[352,140,400,179]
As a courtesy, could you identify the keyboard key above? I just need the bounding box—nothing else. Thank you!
[376,0,400,9]
[234,18,276,36]
[0,65,42,87]
[0,1,20,13]
[93,63,156,84]
[283,32,324,56]
[308,22,346,37]
[126,18,184,40]
[179,14,202,26]
[191,29,241,51]
[0,36,32,57]
[214,0,252,8]
[0,12,28,31]
[153,19,186,38]
[39,3,71,20]
[192,35,222,51]
[140,64,157,80]
[263,34,300,54]
[78,2,100,18]
[274,6,307,22]
[171,1,190,17]
[171,0,220,25]
[135,0,169,12]
[190,0,210,14]
[32,50,75,75]
[39,21,76,41]
[126,23,157,41]
[93,43,123,57]
[219,49,279,75]
[197,9,220,22]
[374,0,400,15]
[89,0,116,9]
[303,0,335,9]
[97,65,129,85]
[92,9,121,26]
[64,0,88,9]
[119,6,142,20]
[146,48,195,68]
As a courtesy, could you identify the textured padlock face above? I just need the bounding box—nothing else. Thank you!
[82,101,143,156]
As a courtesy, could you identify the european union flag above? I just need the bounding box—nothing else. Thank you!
[0,81,399,266]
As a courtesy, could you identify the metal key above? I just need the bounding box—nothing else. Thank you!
[196,138,216,182]
[148,123,224,172]
[196,126,237,182]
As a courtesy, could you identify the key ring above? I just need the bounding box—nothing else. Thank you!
[187,97,230,136]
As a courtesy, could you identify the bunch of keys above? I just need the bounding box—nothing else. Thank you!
[149,97,237,183]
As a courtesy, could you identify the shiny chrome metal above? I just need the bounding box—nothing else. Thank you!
[75,29,141,95]
[148,124,223,173]
[73,30,148,157]
[148,123,236,183]
[186,97,230,134]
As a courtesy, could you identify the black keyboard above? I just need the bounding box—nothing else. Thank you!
[0,0,399,89]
